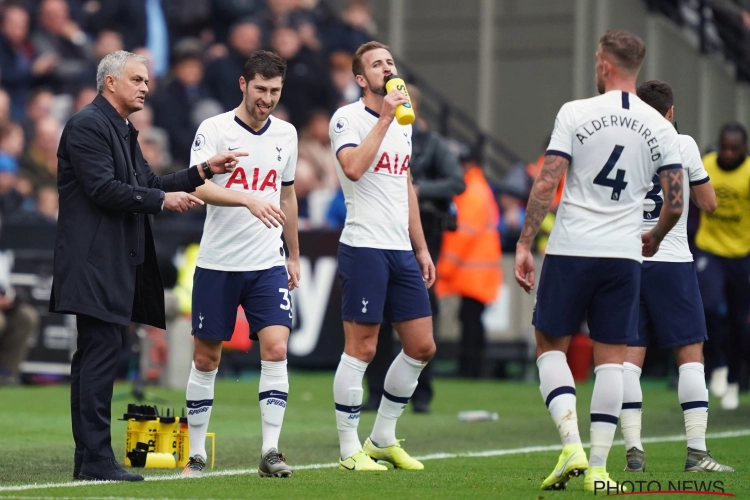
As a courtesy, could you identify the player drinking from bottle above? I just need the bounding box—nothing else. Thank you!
[329,41,436,471]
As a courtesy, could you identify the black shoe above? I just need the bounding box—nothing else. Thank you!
[412,400,431,414]
[79,458,144,482]
[73,449,84,480]
[361,397,380,411]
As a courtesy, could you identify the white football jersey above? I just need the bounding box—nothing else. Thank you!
[643,134,709,262]
[545,90,683,262]
[190,112,297,271]
[329,99,412,250]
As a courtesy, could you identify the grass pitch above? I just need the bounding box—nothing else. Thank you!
[1,373,749,499]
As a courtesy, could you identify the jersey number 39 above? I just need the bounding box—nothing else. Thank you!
[594,145,628,201]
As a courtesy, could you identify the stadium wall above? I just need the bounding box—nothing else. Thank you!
[357,0,750,162]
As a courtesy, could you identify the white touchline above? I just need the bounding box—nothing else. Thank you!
[1,429,748,494]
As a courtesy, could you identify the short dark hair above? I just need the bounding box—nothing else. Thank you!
[636,80,674,116]
[720,122,748,144]
[242,50,286,84]
[599,30,646,73]
[352,41,389,76]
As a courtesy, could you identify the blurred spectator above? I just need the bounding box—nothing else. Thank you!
[82,0,170,77]
[497,192,525,253]
[205,20,262,111]
[132,46,160,93]
[325,187,346,229]
[72,85,97,113]
[711,0,750,81]
[272,26,338,128]
[322,0,373,54]
[329,51,360,104]
[0,123,27,217]
[210,0,265,44]
[32,0,94,93]
[80,29,124,85]
[0,5,57,120]
[20,117,60,190]
[0,89,12,129]
[129,104,173,175]
[435,146,502,378]
[254,0,317,47]
[0,284,39,386]
[299,108,338,189]
[34,185,59,223]
[20,87,54,143]
[151,39,215,165]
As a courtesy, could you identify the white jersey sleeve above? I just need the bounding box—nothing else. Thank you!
[546,102,576,161]
[682,135,709,185]
[282,129,298,184]
[330,109,363,155]
[190,119,219,166]
[643,133,706,262]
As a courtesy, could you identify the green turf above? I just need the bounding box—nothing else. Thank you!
[1,373,748,499]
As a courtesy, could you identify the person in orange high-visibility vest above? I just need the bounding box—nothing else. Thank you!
[436,147,502,378]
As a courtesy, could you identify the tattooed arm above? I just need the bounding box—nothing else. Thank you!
[514,154,570,293]
[642,168,684,257]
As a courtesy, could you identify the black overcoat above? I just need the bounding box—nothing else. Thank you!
[50,94,204,328]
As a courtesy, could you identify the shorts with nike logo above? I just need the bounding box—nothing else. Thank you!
[192,266,292,341]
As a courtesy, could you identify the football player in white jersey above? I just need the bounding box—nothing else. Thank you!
[179,51,298,479]
[328,41,436,471]
[514,30,685,492]
[618,80,733,473]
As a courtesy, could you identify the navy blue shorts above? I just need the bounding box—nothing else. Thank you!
[192,266,292,341]
[532,255,640,344]
[631,261,708,349]
[338,243,432,324]
[695,249,750,314]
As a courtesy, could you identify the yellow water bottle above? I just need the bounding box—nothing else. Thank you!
[384,74,415,125]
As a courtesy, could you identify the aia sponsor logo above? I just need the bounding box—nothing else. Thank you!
[373,152,410,175]
[225,167,278,191]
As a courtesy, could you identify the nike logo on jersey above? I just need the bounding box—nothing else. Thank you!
[555,451,579,478]
[228,146,240,151]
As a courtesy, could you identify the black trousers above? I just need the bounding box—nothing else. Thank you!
[365,287,437,405]
[457,297,486,378]
[71,314,125,463]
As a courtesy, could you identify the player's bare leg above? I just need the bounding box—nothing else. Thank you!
[257,325,293,477]
[181,338,222,478]
[535,331,588,490]
[363,316,434,470]
[335,321,386,470]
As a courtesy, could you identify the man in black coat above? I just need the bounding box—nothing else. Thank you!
[50,50,245,482]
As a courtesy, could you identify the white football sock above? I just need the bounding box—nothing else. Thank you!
[259,359,289,456]
[186,361,217,460]
[370,351,427,447]
[590,363,623,468]
[537,350,581,446]
[621,362,644,451]
[333,353,368,459]
[679,362,708,451]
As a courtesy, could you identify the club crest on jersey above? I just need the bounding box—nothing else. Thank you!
[373,152,410,175]
[276,145,282,161]
[334,117,348,133]
[225,167,278,191]
[192,134,205,151]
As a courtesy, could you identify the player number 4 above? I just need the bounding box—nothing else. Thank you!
[593,145,628,201]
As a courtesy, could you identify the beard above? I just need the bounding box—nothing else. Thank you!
[246,99,275,122]
[363,74,386,96]
[717,153,747,171]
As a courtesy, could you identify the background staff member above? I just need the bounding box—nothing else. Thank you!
[50,50,243,482]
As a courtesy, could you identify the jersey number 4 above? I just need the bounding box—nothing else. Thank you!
[594,145,628,201]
